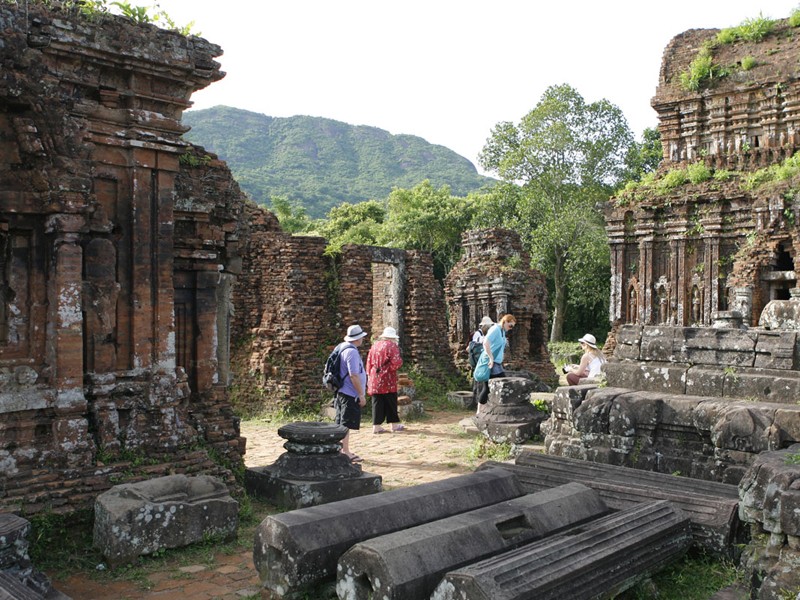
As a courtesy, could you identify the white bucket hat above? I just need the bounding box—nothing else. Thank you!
[344,324,368,342]
[578,333,597,348]
[479,316,493,327]
[380,326,399,339]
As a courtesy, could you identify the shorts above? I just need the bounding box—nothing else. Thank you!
[334,392,361,430]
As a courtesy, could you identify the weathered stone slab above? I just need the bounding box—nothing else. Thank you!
[481,452,742,556]
[613,325,643,361]
[432,500,691,600]
[446,390,475,409]
[738,444,800,600]
[640,326,677,362]
[604,361,689,394]
[93,474,238,567]
[673,327,756,367]
[253,467,524,598]
[753,330,797,370]
[739,443,800,537]
[722,367,800,403]
[336,483,608,600]
[0,514,70,599]
[685,366,726,397]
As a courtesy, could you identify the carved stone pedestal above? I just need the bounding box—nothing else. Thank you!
[245,422,382,509]
[474,377,548,444]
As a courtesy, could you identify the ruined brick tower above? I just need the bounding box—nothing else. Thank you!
[606,18,800,330]
[0,4,246,514]
[444,228,552,382]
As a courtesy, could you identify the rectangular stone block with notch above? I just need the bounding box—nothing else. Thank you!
[336,483,609,600]
[253,467,524,598]
[481,452,742,556]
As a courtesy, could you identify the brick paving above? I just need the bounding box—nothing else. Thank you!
[50,408,513,599]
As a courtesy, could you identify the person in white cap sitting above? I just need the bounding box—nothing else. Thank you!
[566,333,606,385]
[366,326,404,433]
[335,324,369,461]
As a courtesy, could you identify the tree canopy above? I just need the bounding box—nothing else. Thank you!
[479,83,634,342]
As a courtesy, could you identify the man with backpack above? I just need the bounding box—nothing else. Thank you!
[332,324,368,462]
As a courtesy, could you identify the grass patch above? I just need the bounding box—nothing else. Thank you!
[618,551,743,600]
[465,437,514,465]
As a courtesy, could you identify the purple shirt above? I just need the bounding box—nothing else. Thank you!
[338,342,366,398]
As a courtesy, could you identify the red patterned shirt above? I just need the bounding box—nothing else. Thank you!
[366,340,403,395]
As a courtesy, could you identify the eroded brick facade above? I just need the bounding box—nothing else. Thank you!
[231,225,455,411]
[607,19,800,331]
[444,228,552,382]
[0,4,245,516]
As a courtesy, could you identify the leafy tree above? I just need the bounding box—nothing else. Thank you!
[379,181,474,279]
[468,183,524,230]
[269,195,312,234]
[624,127,662,183]
[480,83,633,342]
[311,200,386,253]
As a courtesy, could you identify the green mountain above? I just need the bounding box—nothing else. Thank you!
[181,106,495,218]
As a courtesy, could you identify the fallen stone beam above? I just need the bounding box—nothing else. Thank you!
[253,467,523,598]
[336,482,609,600]
[480,452,742,556]
[432,500,691,600]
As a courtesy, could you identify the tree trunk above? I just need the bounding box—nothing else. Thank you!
[549,254,567,342]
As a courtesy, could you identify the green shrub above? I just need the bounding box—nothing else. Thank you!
[737,14,775,42]
[715,28,739,45]
[741,55,756,71]
[680,49,718,91]
[713,169,733,181]
[656,169,689,192]
[790,8,800,27]
[687,162,712,184]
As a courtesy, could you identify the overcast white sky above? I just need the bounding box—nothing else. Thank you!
[155,0,799,172]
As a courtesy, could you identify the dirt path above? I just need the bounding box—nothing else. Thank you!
[243,408,484,488]
[51,409,495,599]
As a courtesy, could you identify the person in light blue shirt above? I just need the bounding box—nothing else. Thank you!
[475,314,516,411]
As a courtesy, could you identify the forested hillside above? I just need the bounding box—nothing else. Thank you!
[182,106,495,218]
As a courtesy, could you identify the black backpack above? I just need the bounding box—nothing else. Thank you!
[468,340,483,368]
[322,343,349,391]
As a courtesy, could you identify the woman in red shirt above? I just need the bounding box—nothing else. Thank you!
[366,326,404,433]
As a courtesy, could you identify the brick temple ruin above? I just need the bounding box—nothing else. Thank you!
[546,16,800,598]
[444,228,552,382]
[0,2,246,515]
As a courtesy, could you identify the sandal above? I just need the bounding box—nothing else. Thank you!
[349,454,363,463]
[391,424,405,432]
[372,427,387,434]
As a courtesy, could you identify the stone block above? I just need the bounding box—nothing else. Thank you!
[614,325,643,360]
[685,366,725,397]
[475,378,550,443]
[93,474,238,567]
[739,443,800,536]
[446,391,475,409]
[481,453,741,556]
[336,483,609,600]
[640,326,677,361]
[673,328,756,367]
[245,469,381,509]
[605,361,689,394]
[432,501,691,600]
[723,368,800,403]
[253,467,524,598]
[753,330,797,370]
